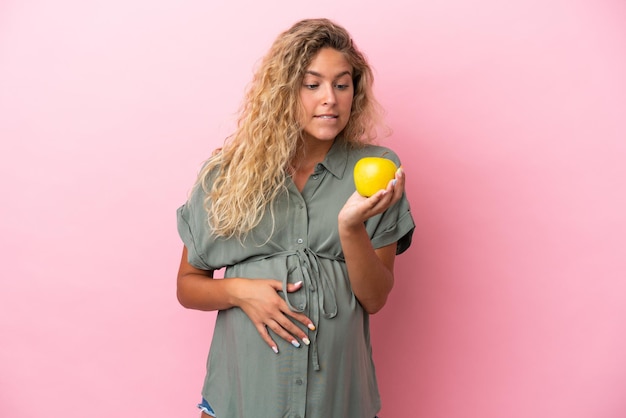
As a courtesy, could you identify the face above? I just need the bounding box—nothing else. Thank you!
[299,48,354,144]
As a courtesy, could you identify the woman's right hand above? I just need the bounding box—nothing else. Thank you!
[177,246,314,353]
[232,278,315,354]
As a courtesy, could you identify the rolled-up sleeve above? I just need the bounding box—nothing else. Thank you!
[176,190,213,270]
[367,192,415,255]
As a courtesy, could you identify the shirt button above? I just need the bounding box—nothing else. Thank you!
[312,175,319,180]
[297,238,303,244]
[295,378,303,385]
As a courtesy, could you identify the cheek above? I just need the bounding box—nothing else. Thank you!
[300,94,315,114]
[342,94,354,113]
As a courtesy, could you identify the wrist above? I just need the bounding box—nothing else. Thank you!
[338,219,366,239]
[223,277,246,308]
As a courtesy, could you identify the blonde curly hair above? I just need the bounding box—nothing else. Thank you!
[195,18,384,239]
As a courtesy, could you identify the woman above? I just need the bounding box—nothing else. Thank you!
[176,18,415,418]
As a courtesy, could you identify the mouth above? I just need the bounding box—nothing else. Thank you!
[315,114,338,119]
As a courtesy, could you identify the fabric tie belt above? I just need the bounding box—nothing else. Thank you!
[283,248,343,370]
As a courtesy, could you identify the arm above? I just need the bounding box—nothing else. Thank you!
[338,167,405,314]
[339,230,397,314]
[176,246,315,352]
[177,246,230,311]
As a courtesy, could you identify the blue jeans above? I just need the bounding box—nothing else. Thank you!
[197,398,216,417]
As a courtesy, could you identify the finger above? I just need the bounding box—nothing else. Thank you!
[267,280,283,291]
[285,281,303,292]
[269,280,303,293]
[274,314,313,346]
[391,168,406,201]
[394,166,406,191]
[361,188,396,218]
[256,323,280,354]
[387,177,402,201]
[282,309,316,333]
[265,318,306,348]
[368,186,394,207]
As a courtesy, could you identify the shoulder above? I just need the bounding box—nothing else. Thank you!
[347,144,402,166]
[189,156,224,199]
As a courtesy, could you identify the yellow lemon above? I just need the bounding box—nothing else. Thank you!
[354,157,398,197]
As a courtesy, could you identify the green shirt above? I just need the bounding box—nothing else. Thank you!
[177,141,415,418]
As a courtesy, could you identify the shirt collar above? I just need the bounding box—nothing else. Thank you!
[317,140,349,179]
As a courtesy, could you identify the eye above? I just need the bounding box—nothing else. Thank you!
[335,83,351,90]
[304,84,319,90]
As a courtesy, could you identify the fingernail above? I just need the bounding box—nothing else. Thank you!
[308,323,316,331]
[291,340,301,348]
[391,179,397,186]
[303,337,310,345]
[397,166,404,175]
[272,346,279,354]
[293,281,303,286]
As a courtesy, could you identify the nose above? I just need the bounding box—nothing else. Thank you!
[322,84,336,105]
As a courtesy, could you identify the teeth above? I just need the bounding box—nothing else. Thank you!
[318,115,335,119]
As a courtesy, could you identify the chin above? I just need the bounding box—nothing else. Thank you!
[304,129,343,142]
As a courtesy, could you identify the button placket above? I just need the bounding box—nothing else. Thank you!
[289,192,308,418]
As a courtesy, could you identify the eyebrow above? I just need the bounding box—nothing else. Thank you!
[305,70,352,79]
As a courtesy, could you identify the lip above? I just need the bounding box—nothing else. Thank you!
[314,114,338,119]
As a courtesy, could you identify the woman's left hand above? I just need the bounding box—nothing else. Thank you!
[338,166,405,228]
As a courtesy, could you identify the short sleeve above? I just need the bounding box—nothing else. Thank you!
[176,186,213,270]
[367,191,415,254]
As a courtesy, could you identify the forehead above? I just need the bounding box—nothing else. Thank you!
[305,48,352,76]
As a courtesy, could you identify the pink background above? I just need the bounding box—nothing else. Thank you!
[1,1,625,417]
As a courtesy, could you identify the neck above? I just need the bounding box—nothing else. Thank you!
[291,138,335,173]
